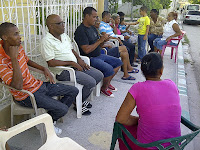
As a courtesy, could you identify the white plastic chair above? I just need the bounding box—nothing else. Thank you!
[72,39,102,97]
[0,66,47,144]
[54,40,102,118]
[0,114,86,150]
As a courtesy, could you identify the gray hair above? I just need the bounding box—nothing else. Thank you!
[111,13,119,20]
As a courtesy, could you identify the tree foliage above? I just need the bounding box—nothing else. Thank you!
[108,0,118,13]
[121,0,171,10]
[188,0,200,4]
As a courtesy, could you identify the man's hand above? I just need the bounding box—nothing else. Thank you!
[9,46,19,59]
[124,36,130,40]
[43,68,56,84]
[72,62,84,71]
[77,58,90,71]
[99,34,110,43]
[143,35,147,40]
[111,18,115,25]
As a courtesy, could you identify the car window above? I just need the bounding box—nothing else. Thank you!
[187,5,199,10]
[188,11,200,15]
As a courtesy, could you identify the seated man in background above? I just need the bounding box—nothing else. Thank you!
[41,14,104,115]
[0,22,79,135]
[148,9,167,53]
[94,16,136,80]
[99,11,138,69]
[75,7,123,98]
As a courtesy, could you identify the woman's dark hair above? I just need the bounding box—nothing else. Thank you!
[117,12,125,17]
[151,9,159,15]
[141,52,163,77]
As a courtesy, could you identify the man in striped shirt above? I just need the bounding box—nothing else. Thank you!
[0,22,79,134]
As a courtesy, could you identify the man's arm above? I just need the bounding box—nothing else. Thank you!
[72,49,90,70]
[27,60,55,84]
[9,46,23,90]
[125,21,139,26]
[80,35,107,54]
[101,32,123,45]
[47,59,83,71]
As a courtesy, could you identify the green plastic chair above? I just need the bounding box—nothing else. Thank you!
[110,116,200,150]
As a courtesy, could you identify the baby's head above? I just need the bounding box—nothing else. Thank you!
[141,53,163,79]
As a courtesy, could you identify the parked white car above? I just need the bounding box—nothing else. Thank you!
[183,4,200,16]
[183,11,200,25]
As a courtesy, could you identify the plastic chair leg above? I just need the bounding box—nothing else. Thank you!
[175,47,178,63]
[161,46,166,57]
[89,90,94,101]
[171,47,174,59]
[11,111,14,127]
[76,84,83,119]
[95,81,102,97]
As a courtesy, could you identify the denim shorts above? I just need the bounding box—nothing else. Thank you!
[90,54,123,77]
[153,38,177,50]
[107,47,120,58]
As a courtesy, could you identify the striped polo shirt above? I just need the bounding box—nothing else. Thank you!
[0,40,43,101]
[99,21,117,37]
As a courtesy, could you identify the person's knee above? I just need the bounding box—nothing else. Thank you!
[120,51,129,58]
[71,86,79,96]
[84,77,96,89]
[119,45,127,52]
[59,105,69,117]
[94,70,104,84]
[103,66,115,77]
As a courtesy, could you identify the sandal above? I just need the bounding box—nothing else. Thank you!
[128,68,139,73]
[73,106,91,116]
[82,101,92,108]
[121,76,136,80]
[131,63,138,67]
[135,59,141,64]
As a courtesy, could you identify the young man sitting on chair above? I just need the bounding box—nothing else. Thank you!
[41,14,103,115]
[0,22,79,135]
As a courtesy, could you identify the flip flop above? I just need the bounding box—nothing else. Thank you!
[121,76,136,80]
[128,68,139,73]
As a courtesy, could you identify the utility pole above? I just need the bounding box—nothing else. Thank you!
[131,0,134,21]
[104,0,108,11]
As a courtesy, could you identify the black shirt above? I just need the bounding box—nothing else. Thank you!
[74,23,101,57]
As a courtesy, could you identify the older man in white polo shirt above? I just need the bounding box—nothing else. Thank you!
[40,14,103,115]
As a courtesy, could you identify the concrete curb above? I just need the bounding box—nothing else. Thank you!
[177,41,190,121]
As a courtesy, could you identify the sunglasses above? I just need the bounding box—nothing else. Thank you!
[51,21,65,25]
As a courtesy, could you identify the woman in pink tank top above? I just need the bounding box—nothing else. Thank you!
[116,52,181,150]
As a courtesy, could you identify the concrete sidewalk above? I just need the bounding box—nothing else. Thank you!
[8,44,193,150]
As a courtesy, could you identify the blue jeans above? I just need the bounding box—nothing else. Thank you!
[153,38,178,50]
[90,54,123,77]
[122,40,135,64]
[16,82,79,121]
[148,34,162,52]
[138,34,146,59]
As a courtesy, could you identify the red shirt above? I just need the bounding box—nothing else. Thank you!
[0,40,43,101]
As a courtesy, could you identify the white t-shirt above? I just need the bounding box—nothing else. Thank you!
[162,20,179,44]
[41,32,77,75]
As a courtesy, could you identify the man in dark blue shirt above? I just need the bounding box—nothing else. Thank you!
[75,7,122,98]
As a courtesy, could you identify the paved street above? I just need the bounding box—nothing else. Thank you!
[182,23,200,149]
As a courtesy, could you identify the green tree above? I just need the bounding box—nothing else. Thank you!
[188,0,200,4]
[108,0,118,13]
